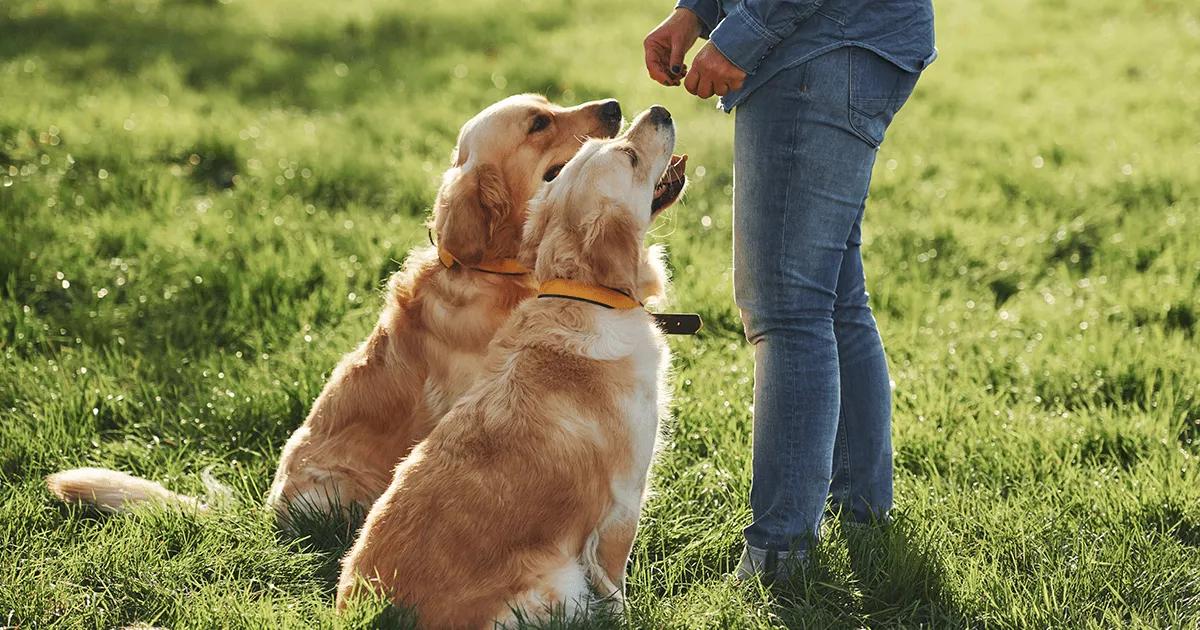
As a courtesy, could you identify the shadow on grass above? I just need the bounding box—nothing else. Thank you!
[768,518,977,628]
[44,484,367,594]
[274,496,368,591]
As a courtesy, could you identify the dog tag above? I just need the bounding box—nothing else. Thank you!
[652,313,703,335]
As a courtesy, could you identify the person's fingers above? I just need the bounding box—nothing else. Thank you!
[697,76,715,99]
[665,63,688,87]
[684,66,701,95]
[668,35,688,79]
[730,75,745,91]
[644,37,672,84]
[645,50,668,83]
[713,80,730,97]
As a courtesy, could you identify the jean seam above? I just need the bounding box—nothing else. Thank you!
[772,63,810,300]
[835,406,851,506]
[782,341,802,545]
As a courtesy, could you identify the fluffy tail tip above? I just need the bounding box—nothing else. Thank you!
[45,467,205,514]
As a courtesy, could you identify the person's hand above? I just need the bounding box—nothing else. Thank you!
[684,42,747,99]
[644,8,703,86]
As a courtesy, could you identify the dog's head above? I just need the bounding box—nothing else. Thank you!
[520,105,686,301]
[433,94,622,266]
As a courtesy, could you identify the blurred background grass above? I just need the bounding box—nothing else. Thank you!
[2,0,1199,627]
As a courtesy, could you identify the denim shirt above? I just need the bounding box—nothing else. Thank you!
[675,0,937,111]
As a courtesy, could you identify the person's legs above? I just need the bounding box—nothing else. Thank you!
[734,48,878,555]
[829,207,894,524]
[733,47,919,579]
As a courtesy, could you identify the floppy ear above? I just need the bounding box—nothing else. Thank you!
[580,202,641,295]
[433,163,511,265]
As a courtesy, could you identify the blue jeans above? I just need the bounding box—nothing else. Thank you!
[734,47,921,554]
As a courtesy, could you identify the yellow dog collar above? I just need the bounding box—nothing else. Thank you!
[430,230,530,276]
[437,246,529,275]
[538,278,705,335]
[537,279,641,310]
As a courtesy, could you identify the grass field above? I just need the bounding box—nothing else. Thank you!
[3,0,1199,627]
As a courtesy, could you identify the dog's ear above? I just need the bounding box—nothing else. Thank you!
[434,163,511,265]
[580,202,641,296]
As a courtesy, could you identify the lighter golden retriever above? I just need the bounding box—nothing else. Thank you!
[46,94,623,526]
[336,105,687,628]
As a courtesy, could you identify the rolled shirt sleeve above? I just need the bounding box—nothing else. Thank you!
[708,0,823,74]
[675,0,722,38]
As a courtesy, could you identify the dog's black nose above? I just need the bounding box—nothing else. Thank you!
[599,99,622,124]
[648,105,672,126]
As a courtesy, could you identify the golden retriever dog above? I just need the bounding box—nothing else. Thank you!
[46,94,623,527]
[336,105,687,629]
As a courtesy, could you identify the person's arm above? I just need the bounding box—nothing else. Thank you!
[708,0,823,75]
[674,0,722,38]
[652,1,823,100]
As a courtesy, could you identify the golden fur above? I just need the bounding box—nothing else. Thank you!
[267,94,622,524]
[337,107,682,628]
[46,94,622,524]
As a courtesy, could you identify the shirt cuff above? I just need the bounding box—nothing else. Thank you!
[674,0,720,38]
[707,3,781,75]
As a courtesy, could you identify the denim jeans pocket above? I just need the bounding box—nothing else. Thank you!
[848,47,920,148]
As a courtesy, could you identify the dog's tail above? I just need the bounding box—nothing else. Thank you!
[45,466,231,514]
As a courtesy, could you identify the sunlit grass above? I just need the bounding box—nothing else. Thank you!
[2,0,1199,627]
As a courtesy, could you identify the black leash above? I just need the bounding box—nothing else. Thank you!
[652,313,704,335]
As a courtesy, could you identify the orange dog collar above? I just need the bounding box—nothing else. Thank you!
[537,278,704,335]
[537,279,641,310]
[429,230,530,276]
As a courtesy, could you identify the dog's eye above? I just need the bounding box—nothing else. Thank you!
[529,115,551,133]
